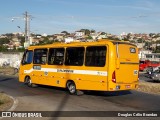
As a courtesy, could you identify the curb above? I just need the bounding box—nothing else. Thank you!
[8,96,18,111]
[0,95,18,119]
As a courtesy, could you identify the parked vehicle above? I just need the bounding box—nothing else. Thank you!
[139,60,160,72]
[150,68,160,82]
[146,66,160,78]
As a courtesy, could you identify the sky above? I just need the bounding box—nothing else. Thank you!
[0,0,160,35]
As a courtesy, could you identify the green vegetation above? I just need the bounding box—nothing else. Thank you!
[80,29,91,35]
[86,36,93,39]
[0,46,8,52]
[0,46,25,52]
[0,38,10,45]
[0,93,13,111]
[0,100,4,105]
[1,31,160,53]
[61,31,70,35]
[36,36,59,45]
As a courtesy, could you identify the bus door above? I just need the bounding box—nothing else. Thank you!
[32,49,48,84]
[115,43,139,84]
[19,50,33,82]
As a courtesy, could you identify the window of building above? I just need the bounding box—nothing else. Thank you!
[65,47,84,66]
[22,50,33,64]
[33,49,48,64]
[146,54,152,58]
[85,46,106,67]
[154,55,160,58]
[48,48,64,65]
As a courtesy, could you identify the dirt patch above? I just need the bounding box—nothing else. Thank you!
[0,92,13,111]
[0,67,18,76]
[137,81,160,95]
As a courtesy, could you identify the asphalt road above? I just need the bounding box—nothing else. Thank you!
[0,75,160,120]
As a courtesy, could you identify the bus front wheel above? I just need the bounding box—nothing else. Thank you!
[25,77,37,87]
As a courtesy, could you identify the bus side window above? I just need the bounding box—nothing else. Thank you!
[85,46,106,67]
[33,49,48,64]
[65,47,84,66]
[22,50,33,65]
[48,48,64,65]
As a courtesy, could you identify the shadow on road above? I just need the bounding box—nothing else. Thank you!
[38,84,132,97]
[146,79,160,83]
[84,90,132,97]
[0,78,13,82]
[51,94,70,120]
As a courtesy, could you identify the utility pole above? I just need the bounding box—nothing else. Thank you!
[24,11,31,48]
[12,11,32,48]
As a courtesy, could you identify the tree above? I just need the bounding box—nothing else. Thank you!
[144,42,151,50]
[101,32,106,35]
[126,33,131,40]
[156,40,160,44]
[153,46,160,53]
[17,47,25,52]
[149,33,156,38]
[37,37,57,45]
[18,36,25,45]
[90,29,96,33]
[61,31,70,35]
[122,37,129,41]
[80,29,90,35]
[137,38,143,43]
[130,40,136,43]
[0,38,10,44]
[0,45,8,52]
[86,36,93,39]
[5,33,14,39]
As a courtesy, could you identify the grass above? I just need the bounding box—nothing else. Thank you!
[0,100,4,105]
[0,93,13,111]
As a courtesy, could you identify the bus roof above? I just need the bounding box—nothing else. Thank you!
[28,39,136,49]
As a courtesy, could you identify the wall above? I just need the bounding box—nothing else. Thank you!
[0,52,23,68]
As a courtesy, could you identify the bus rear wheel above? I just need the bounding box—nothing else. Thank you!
[67,81,76,95]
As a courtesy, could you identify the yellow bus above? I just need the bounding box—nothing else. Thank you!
[19,39,139,95]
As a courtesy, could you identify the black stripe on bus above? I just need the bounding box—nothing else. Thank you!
[120,62,139,65]
[112,42,137,47]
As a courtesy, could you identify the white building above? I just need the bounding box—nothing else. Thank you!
[75,31,85,38]
[139,50,152,60]
[65,37,74,43]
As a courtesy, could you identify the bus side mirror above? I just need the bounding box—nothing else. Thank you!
[116,58,120,69]
[22,61,27,65]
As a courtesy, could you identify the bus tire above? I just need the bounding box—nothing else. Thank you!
[67,81,77,95]
[25,77,37,88]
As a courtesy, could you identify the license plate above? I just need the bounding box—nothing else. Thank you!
[126,85,131,88]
